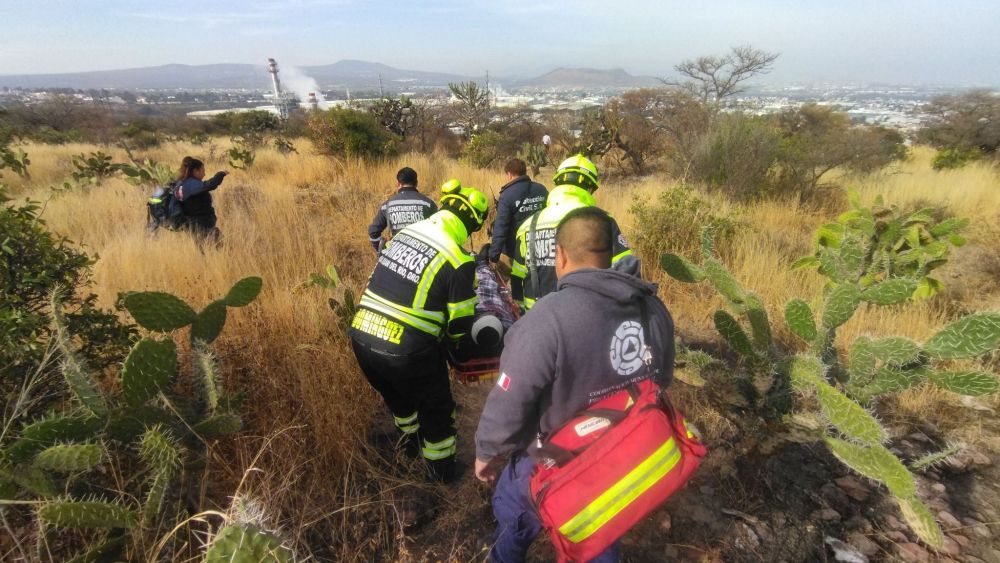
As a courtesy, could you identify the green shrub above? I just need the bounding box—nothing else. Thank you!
[308,107,398,160]
[628,185,737,264]
[931,147,979,170]
[461,129,510,168]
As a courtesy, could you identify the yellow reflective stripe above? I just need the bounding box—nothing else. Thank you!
[558,438,682,543]
[394,412,418,425]
[359,295,441,337]
[362,290,444,323]
[407,226,466,267]
[422,436,456,460]
[612,249,634,264]
[447,296,477,319]
[414,254,447,309]
[522,296,536,311]
[511,260,527,277]
[149,197,163,203]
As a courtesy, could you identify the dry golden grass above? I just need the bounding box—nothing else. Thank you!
[9,138,1000,558]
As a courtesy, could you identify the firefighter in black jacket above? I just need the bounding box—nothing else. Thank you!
[350,182,489,482]
[367,167,437,252]
[488,158,548,264]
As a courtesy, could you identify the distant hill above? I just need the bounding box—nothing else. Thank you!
[0,60,473,90]
[518,67,661,89]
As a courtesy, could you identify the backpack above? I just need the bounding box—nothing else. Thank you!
[528,301,706,562]
[147,184,185,232]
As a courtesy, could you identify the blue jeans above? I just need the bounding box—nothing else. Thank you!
[490,454,620,563]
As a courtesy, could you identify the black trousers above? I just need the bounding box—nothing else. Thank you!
[350,338,457,475]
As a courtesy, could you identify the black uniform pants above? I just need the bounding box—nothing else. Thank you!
[350,338,457,477]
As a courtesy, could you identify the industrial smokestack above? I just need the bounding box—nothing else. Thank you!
[266,58,289,119]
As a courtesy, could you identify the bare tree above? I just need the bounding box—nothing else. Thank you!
[448,81,490,139]
[665,45,779,103]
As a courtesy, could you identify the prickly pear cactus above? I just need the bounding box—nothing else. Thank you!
[123,291,198,332]
[861,279,917,305]
[121,337,178,406]
[821,283,861,330]
[659,253,706,283]
[784,299,817,342]
[4,413,102,463]
[193,414,243,439]
[38,500,138,529]
[714,311,754,357]
[205,523,295,563]
[191,300,228,344]
[33,443,103,472]
[225,276,264,307]
[922,312,1000,359]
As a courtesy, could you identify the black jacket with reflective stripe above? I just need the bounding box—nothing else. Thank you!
[350,211,478,355]
[368,187,437,251]
[489,176,548,262]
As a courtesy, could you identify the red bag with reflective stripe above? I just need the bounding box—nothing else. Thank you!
[529,379,706,562]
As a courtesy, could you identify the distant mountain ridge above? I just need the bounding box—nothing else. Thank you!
[0,60,658,90]
[517,67,661,88]
[0,60,472,90]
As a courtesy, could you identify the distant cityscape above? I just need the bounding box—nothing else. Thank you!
[1,59,992,134]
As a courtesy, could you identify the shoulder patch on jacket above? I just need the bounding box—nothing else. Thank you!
[497,372,511,391]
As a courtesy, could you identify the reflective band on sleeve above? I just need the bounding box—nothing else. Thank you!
[558,438,681,543]
[363,290,445,323]
[422,436,456,460]
[149,198,163,204]
[447,296,477,319]
[612,249,634,264]
[522,296,536,311]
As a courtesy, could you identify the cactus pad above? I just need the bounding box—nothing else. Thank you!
[143,469,174,528]
[784,299,818,342]
[10,465,57,498]
[225,276,263,307]
[34,443,103,472]
[5,413,102,463]
[910,444,962,471]
[713,311,754,357]
[195,344,221,412]
[869,337,920,367]
[824,437,916,499]
[62,355,108,418]
[659,253,706,283]
[704,259,746,306]
[122,337,177,406]
[923,313,1000,359]
[897,496,944,548]
[821,283,862,329]
[38,500,138,529]
[193,414,243,438]
[123,291,197,332]
[926,370,1000,396]
[139,427,180,474]
[848,367,924,401]
[205,523,294,563]
[814,381,887,446]
[191,299,228,344]
[861,279,918,305]
[787,355,824,389]
[744,294,772,351]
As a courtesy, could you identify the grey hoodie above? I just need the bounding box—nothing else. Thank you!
[475,268,675,462]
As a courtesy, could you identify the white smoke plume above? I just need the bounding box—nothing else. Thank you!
[279,65,329,109]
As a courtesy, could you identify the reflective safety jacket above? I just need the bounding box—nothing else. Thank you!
[350,210,478,355]
[368,186,438,251]
[511,185,637,311]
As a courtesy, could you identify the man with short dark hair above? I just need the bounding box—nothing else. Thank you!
[475,206,675,562]
[488,158,548,265]
[368,167,437,252]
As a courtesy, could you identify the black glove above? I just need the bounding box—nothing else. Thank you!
[477,243,491,262]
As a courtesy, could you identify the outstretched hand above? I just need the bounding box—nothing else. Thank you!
[475,457,503,484]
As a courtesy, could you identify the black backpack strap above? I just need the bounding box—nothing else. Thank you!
[527,211,541,303]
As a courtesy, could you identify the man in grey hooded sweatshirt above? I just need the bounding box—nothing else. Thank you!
[474,207,675,562]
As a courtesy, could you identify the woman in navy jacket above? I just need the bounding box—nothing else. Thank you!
[174,156,227,242]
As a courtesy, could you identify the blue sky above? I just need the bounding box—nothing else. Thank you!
[2,0,998,85]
